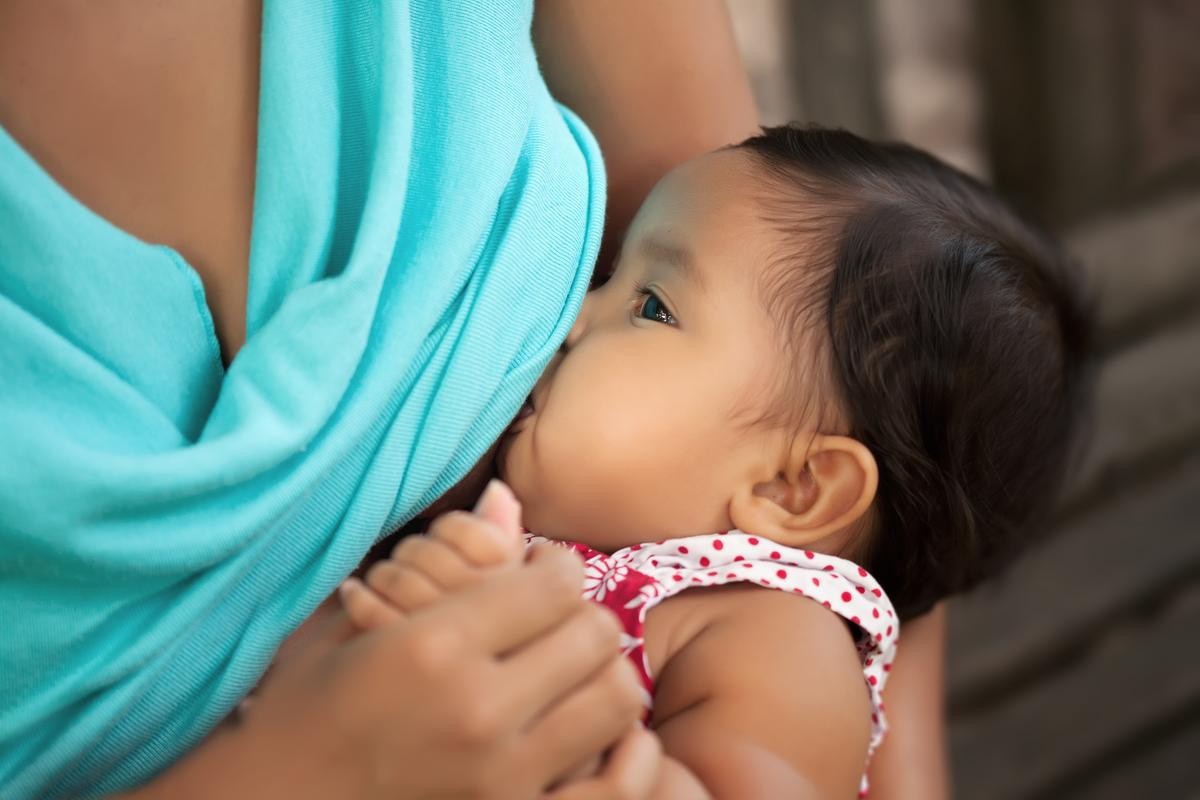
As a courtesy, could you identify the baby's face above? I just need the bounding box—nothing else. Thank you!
[498,150,793,549]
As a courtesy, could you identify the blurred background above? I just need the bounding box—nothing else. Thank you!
[726,1,1200,797]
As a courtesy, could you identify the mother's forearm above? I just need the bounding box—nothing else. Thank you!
[865,602,951,800]
[533,0,759,273]
[113,718,326,800]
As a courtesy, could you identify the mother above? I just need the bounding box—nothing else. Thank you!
[0,1,948,797]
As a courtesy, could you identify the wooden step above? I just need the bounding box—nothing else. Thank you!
[949,455,1200,710]
[950,578,1200,799]
[1057,713,1200,800]
[1062,313,1200,508]
[1065,192,1200,346]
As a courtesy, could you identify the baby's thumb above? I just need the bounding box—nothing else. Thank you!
[473,479,522,539]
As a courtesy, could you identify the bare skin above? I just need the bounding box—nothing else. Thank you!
[0,0,949,796]
[0,0,259,363]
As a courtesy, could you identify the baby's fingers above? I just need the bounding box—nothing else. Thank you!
[339,577,404,630]
[471,478,524,544]
[421,503,522,570]
[364,558,444,612]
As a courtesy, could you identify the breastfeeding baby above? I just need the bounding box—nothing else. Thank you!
[337,125,1093,798]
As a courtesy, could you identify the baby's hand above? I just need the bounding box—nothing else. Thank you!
[341,480,526,629]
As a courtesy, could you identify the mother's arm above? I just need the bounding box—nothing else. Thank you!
[867,603,952,799]
[532,0,759,276]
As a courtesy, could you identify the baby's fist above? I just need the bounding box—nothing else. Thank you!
[341,480,525,629]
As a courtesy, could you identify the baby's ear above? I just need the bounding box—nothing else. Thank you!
[728,434,878,548]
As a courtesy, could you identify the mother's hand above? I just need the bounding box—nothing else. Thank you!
[122,484,645,800]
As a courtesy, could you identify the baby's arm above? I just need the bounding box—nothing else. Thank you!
[644,586,873,799]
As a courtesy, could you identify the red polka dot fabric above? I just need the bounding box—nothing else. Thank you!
[523,530,898,795]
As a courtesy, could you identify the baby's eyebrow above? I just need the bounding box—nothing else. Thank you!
[639,236,706,292]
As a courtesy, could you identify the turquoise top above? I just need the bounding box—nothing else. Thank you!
[0,1,603,796]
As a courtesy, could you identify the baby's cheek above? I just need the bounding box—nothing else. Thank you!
[549,429,680,542]
[519,421,634,538]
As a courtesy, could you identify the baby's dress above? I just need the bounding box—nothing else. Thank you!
[524,530,898,798]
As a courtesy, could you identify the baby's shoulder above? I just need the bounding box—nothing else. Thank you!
[644,583,868,721]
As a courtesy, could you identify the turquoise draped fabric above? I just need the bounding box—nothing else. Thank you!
[0,1,604,796]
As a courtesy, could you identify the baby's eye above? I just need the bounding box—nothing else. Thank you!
[635,289,677,326]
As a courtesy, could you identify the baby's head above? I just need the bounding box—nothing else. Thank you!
[498,125,1094,620]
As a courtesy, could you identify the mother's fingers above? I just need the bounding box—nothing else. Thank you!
[497,600,626,730]
[545,726,664,800]
[523,659,648,790]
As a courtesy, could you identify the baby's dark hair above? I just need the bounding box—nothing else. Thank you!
[737,125,1095,621]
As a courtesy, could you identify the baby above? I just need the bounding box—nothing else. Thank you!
[339,125,1094,797]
